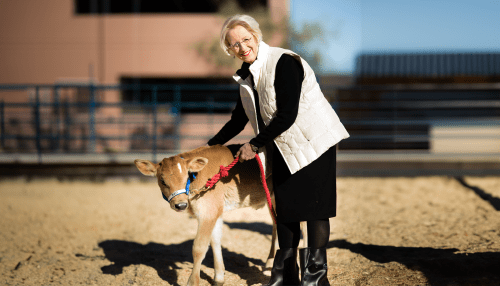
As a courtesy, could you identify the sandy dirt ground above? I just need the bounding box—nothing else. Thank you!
[1,176,500,286]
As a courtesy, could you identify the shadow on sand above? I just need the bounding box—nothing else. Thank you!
[330,239,500,285]
[97,222,272,286]
[455,176,500,211]
[225,221,273,236]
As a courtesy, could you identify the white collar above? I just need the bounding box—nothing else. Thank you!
[233,41,270,88]
[248,41,269,83]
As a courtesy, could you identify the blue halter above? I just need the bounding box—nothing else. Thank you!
[162,172,196,203]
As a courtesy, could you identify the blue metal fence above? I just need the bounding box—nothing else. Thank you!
[334,83,500,151]
[1,82,499,164]
[0,83,239,163]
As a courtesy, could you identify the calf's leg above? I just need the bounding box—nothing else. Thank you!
[300,221,308,248]
[187,215,220,286]
[264,222,278,276]
[210,217,225,285]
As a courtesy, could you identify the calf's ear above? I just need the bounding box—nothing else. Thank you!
[134,159,158,176]
[187,157,208,173]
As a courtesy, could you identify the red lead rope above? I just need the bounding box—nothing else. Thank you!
[254,154,277,224]
[204,157,239,189]
[204,155,277,224]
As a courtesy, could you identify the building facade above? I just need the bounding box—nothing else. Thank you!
[337,53,500,153]
[0,0,289,153]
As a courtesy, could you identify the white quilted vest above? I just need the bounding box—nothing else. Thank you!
[233,42,350,175]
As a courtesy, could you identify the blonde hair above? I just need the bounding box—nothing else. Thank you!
[219,14,262,56]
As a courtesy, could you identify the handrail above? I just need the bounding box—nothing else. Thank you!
[1,83,499,164]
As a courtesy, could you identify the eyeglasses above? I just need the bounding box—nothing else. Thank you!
[229,37,252,50]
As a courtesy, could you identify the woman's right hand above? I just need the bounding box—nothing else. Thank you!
[235,142,256,162]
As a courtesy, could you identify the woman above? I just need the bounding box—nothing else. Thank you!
[207,14,350,286]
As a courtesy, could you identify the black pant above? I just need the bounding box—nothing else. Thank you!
[277,218,330,249]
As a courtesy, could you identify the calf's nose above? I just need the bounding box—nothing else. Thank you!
[175,203,188,211]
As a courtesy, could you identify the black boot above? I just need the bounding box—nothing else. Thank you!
[265,248,301,286]
[299,248,330,286]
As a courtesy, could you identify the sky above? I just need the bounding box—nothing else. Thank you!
[290,0,500,74]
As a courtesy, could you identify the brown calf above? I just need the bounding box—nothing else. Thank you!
[134,144,280,286]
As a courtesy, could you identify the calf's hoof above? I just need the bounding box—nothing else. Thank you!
[264,257,275,276]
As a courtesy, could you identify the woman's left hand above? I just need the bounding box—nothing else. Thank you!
[235,142,256,162]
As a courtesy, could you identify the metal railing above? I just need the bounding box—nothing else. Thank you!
[334,83,500,152]
[0,83,240,163]
[1,82,499,164]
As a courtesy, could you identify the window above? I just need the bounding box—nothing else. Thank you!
[75,0,267,14]
[121,77,239,113]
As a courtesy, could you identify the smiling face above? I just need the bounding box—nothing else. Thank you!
[226,25,258,64]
